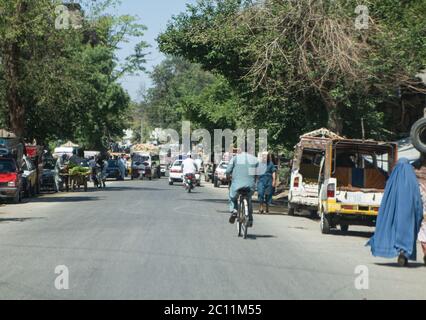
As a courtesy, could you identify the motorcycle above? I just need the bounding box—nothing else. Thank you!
[184,173,196,193]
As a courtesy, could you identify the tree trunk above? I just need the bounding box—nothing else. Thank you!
[327,108,343,135]
[3,0,27,138]
[4,42,25,138]
[320,90,343,135]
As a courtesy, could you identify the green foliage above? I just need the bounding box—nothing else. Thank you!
[135,56,239,139]
[158,0,426,151]
[0,0,148,150]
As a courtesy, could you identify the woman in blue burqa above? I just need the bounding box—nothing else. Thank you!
[367,158,424,266]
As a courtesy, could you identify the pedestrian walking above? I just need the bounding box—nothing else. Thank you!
[257,152,277,214]
[367,158,423,266]
[414,156,426,265]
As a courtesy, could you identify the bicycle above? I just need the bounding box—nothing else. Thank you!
[236,187,253,239]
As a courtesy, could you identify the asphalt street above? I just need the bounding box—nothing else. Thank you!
[0,178,424,299]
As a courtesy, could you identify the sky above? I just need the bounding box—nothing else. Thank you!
[112,0,198,102]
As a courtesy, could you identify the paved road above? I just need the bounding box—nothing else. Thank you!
[0,178,424,299]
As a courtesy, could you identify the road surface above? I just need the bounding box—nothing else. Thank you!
[0,178,424,299]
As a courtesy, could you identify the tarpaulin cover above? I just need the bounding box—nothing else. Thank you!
[366,158,424,260]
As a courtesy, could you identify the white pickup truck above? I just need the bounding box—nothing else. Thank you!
[288,129,398,234]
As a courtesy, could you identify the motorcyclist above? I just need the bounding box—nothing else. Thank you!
[226,146,259,225]
[182,152,197,184]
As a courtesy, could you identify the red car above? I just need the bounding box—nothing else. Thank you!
[0,157,22,203]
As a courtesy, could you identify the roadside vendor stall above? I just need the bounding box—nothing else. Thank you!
[59,164,91,192]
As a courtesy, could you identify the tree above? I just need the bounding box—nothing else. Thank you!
[158,0,426,148]
[135,56,238,140]
[0,0,148,150]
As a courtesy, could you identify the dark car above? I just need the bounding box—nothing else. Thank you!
[105,159,121,180]
[40,158,57,192]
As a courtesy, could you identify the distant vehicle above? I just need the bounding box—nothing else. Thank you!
[160,164,168,176]
[204,163,214,183]
[40,157,57,192]
[168,160,183,185]
[22,155,38,198]
[105,159,121,180]
[214,161,229,188]
[183,173,196,193]
[0,157,23,203]
[131,153,160,180]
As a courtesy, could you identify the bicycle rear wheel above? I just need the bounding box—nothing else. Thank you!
[242,197,249,239]
[237,197,249,239]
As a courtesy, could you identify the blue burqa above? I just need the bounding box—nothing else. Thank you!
[367,158,424,261]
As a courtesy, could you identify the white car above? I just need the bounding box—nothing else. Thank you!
[168,160,183,185]
[214,161,229,188]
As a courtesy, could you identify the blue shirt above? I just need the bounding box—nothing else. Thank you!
[226,152,259,190]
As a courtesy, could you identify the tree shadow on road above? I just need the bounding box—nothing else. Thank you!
[0,217,44,224]
[28,196,100,203]
[374,262,425,269]
[102,186,170,192]
[189,198,228,204]
[329,229,374,238]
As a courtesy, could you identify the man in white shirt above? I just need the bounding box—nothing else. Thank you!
[182,152,197,175]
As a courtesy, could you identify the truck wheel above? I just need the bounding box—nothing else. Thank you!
[320,209,331,234]
[340,224,349,233]
[411,117,426,153]
[309,210,319,219]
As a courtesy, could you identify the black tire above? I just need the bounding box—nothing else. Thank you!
[340,224,349,233]
[320,209,331,234]
[397,253,408,267]
[169,180,173,185]
[411,117,426,153]
[242,198,249,239]
[288,206,295,216]
[13,189,21,204]
[310,210,319,219]
[214,178,219,188]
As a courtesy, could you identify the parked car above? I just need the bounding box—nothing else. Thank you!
[105,159,121,180]
[22,155,38,197]
[0,157,23,203]
[214,161,229,188]
[40,157,57,192]
[288,128,398,234]
[168,160,183,185]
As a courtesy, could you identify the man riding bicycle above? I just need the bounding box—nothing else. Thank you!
[226,148,259,225]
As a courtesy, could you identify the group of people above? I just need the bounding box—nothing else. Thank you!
[223,147,426,265]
